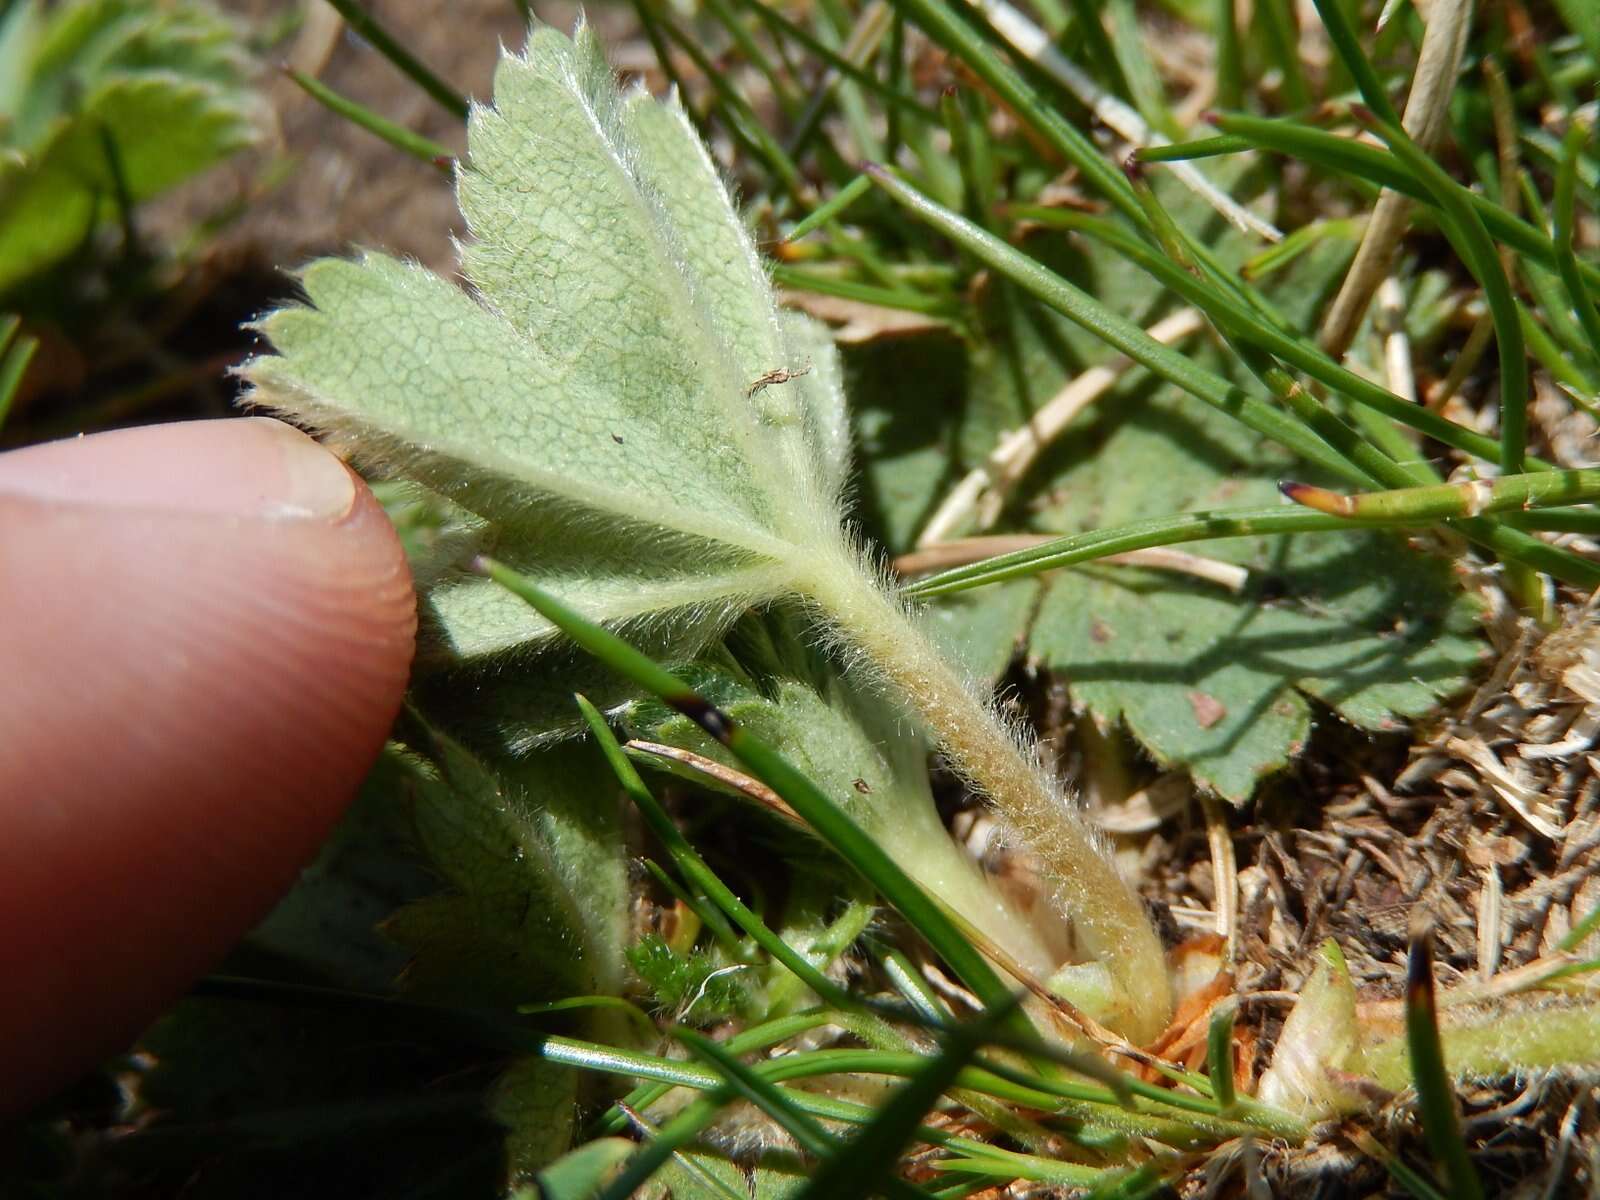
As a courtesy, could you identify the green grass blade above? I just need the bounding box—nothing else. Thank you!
[903,506,1387,598]
[786,174,873,240]
[284,67,453,172]
[771,263,959,317]
[1306,0,1401,125]
[1280,469,1600,521]
[863,167,1359,483]
[1405,926,1485,1200]
[1553,118,1600,365]
[1352,107,1529,472]
[596,1092,732,1200]
[483,561,1032,1038]
[1016,205,1526,470]
[674,1030,939,1200]
[1213,112,1600,297]
[1206,1000,1237,1114]
[882,0,1143,226]
[1256,0,1311,110]
[323,0,469,119]
[1133,134,1253,162]
[725,0,937,122]
[675,1030,841,1159]
[793,1006,1013,1200]
[1213,0,1243,109]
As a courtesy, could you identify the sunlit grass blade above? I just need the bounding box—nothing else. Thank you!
[771,264,960,317]
[1280,469,1600,521]
[903,506,1379,598]
[1002,204,1505,467]
[793,1005,1014,1200]
[1133,134,1252,162]
[915,178,1595,589]
[1405,925,1485,1200]
[863,166,1357,483]
[674,1029,939,1200]
[785,174,873,240]
[636,0,810,205]
[283,67,453,172]
[1553,118,1600,366]
[675,1029,842,1159]
[483,560,1031,1036]
[323,0,469,119]
[1211,112,1600,296]
[881,0,1143,226]
[1305,0,1401,125]
[724,0,936,123]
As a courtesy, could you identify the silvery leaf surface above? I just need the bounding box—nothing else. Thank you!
[244,23,848,670]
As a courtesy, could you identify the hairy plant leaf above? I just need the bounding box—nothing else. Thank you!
[0,0,257,292]
[633,625,1061,979]
[387,735,628,1008]
[245,23,848,675]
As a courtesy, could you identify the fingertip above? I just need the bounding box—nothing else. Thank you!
[0,419,416,1113]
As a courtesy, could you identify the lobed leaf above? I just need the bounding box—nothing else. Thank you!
[246,23,849,677]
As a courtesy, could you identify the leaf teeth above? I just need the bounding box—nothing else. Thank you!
[244,26,855,669]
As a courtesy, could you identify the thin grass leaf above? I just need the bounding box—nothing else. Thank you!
[786,174,873,240]
[595,1092,732,1200]
[323,0,469,119]
[1553,118,1600,367]
[1256,0,1310,110]
[675,1029,843,1159]
[1214,0,1242,109]
[772,263,959,317]
[906,506,1386,597]
[1134,134,1253,162]
[883,0,1143,226]
[283,67,452,172]
[1306,0,1401,125]
[1350,105,1530,472]
[1405,926,1485,1200]
[793,1006,1013,1200]
[863,166,1357,483]
[597,1010,839,1136]
[1211,112,1600,297]
[637,0,810,205]
[1280,469,1600,521]
[1206,1000,1238,1114]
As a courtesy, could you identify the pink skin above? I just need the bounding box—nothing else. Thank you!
[0,418,417,1116]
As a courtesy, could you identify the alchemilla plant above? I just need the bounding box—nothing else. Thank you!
[245,23,1170,1040]
[221,3,1600,1196]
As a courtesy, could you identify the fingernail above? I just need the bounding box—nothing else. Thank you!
[0,418,357,521]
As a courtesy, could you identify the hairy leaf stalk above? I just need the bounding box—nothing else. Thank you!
[802,550,1172,1043]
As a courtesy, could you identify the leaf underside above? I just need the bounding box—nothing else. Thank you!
[245,24,851,683]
